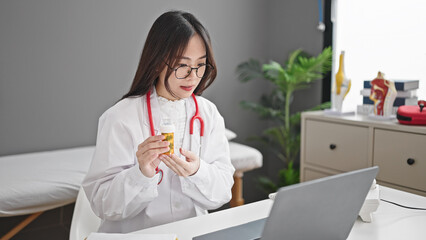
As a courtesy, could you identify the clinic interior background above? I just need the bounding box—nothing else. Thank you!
[0,0,324,222]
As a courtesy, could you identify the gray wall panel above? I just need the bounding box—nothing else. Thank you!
[0,0,323,202]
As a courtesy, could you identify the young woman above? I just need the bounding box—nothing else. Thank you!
[82,11,235,233]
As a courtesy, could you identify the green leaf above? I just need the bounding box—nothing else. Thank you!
[310,101,331,110]
[240,101,282,120]
[263,127,286,153]
[278,161,300,187]
[257,176,278,193]
[289,112,301,127]
[262,61,284,73]
[262,61,286,84]
[236,59,263,82]
[286,49,303,71]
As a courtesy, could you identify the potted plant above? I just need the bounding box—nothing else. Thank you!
[236,47,332,193]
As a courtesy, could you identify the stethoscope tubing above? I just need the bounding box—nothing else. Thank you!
[146,90,204,184]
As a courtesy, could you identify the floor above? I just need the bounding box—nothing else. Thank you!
[0,203,74,240]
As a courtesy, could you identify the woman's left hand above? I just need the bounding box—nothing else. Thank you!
[159,148,200,177]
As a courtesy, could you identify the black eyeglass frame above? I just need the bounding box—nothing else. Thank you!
[165,62,214,79]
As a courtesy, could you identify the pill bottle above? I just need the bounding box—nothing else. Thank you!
[160,119,175,155]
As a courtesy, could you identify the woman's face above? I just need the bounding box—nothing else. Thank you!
[157,34,207,100]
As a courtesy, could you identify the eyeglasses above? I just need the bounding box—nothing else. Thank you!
[166,63,212,79]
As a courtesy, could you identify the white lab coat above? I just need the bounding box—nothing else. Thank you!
[82,89,235,233]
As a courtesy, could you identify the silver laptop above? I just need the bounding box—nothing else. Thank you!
[193,166,378,240]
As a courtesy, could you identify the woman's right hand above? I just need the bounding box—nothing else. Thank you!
[136,135,170,178]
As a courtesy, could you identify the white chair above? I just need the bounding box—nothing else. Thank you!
[69,187,101,240]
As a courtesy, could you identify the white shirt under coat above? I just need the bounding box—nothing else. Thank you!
[82,88,235,233]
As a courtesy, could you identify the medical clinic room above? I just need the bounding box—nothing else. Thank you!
[1,0,426,239]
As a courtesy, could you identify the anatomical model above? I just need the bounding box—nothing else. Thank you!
[332,51,351,112]
[369,72,397,117]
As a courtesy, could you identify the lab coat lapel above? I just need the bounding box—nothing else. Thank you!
[142,88,161,135]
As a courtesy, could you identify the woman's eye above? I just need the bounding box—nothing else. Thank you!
[178,64,187,67]
[198,63,206,67]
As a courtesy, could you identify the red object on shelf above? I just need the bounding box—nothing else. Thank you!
[397,100,426,125]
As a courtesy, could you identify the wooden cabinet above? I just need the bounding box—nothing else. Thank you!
[301,111,426,197]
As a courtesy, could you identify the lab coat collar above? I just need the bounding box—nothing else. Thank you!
[142,88,200,155]
[142,88,196,136]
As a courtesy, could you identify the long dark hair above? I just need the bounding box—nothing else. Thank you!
[121,11,217,100]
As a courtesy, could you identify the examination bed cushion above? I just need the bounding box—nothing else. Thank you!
[0,146,95,217]
[228,142,263,174]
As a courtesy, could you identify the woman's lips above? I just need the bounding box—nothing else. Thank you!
[180,86,193,91]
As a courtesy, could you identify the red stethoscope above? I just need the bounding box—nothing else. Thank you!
[146,90,204,184]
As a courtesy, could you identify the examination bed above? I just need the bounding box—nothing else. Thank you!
[0,134,262,239]
[0,146,95,239]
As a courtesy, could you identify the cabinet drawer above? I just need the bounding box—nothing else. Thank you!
[305,120,369,172]
[374,129,426,192]
[303,168,331,182]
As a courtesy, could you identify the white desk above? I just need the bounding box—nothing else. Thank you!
[135,186,426,240]
[348,186,426,239]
